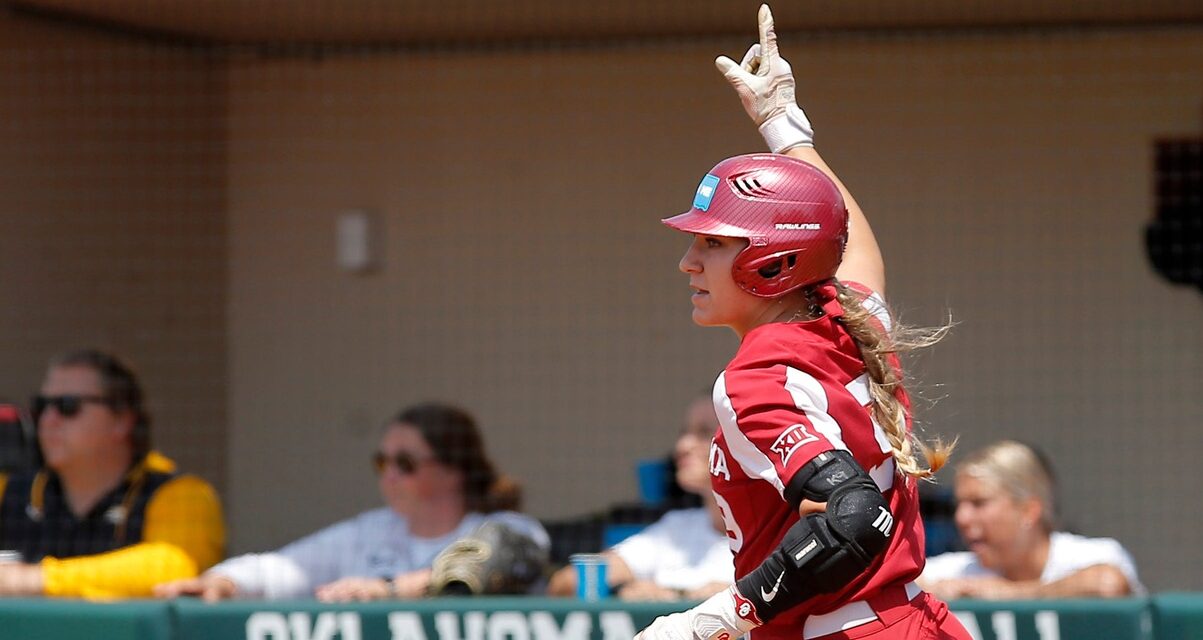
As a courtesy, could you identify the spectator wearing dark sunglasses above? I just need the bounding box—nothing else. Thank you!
[154,402,547,601]
[0,349,226,598]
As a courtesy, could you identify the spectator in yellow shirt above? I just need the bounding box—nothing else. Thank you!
[0,349,225,599]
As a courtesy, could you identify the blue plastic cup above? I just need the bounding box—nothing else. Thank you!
[636,458,670,506]
[570,553,609,600]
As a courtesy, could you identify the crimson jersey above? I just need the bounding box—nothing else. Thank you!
[708,284,925,640]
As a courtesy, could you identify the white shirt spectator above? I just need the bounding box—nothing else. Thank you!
[611,508,732,592]
[210,509,548,599]
[922,531,1145,595]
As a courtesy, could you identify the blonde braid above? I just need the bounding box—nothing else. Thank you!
[818,282,955,479]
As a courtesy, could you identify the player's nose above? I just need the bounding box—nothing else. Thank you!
[679,245,701,274]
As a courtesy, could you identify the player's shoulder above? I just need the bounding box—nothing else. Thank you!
[841,280,878,299]
[723,325,852,404]
[729,322,837,372]
[840,280,892,332]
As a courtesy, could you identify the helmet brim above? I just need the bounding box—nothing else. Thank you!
[661,209,748,238]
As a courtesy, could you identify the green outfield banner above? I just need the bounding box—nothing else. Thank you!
[173,598,669,640]
[2,594,1201,640]
[0,598,173,640]
[173,597,1159,640]
[949,598,1152,640]
[1151,593,1203,640]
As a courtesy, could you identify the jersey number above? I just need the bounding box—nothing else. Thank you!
[712,492,744,553]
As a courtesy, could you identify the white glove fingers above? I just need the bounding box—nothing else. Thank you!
[757,4,779,67]
[738,43,761,73]
[715,55,741,78]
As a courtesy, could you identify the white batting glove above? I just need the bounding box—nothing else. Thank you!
[634,587,760,640]
[714,4,814,153]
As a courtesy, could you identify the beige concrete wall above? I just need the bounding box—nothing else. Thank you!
[226,29,1203,590]
[0,16,228,493]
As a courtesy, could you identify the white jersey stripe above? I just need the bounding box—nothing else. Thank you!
[714,372,787,497]
[847,373,894,456]
[844,373,872,406]
[869,457,896,492]
[862,290,891,332]
[784,366,849,452]
[858,290,900,491]
[845,373,897,490]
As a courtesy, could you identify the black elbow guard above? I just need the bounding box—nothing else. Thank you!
[736,451,894,621]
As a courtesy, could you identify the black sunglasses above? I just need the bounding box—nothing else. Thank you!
[31,394,113,421]
[372,451,434,475]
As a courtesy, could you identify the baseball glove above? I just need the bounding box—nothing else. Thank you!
[428,521,549,596]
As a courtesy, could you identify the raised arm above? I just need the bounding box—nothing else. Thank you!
[716,4,885,295]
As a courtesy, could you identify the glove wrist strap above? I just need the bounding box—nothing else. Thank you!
[689,587,762,640]
[759,104,815,153]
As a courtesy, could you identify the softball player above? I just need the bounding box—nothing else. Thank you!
[635,6,971,640]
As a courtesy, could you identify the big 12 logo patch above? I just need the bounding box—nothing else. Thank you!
[770,424,818,466]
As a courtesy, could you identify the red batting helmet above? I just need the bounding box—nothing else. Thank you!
[663,154,849,298]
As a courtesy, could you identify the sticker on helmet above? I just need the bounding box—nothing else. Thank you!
[693,174,721,212]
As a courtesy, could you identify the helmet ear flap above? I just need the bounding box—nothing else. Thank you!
[757,254,798,279]
[758,262,782,279]
[738,250,805,297]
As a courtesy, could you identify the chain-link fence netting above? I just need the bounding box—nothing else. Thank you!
[1,1,1200,600]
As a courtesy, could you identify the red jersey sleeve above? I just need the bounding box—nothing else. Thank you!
[717,363,837,498]
[716,328,879,501]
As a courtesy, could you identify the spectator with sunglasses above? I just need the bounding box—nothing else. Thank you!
[0,349,226,598]
[154,402,547,601]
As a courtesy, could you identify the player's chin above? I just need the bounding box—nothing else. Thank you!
[691,308,722,327]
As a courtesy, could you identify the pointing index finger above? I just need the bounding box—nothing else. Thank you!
[758,4,778,63]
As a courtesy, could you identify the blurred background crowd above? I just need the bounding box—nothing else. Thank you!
[0,352,1155,601]
[0,0,1200,601]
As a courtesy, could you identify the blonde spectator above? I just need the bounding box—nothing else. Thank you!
[920,440,1142,600]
